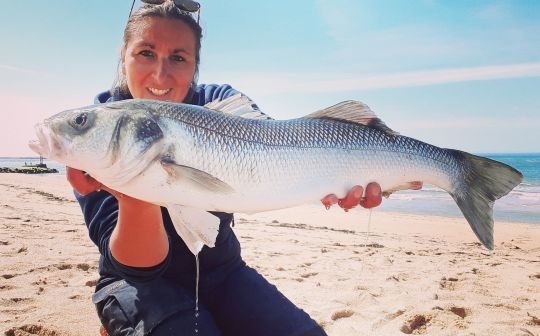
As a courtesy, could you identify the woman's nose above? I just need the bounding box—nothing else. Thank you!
[152,59,170,84]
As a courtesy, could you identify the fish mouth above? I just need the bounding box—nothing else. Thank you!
[28,139,44,156]
[28,124,66,161]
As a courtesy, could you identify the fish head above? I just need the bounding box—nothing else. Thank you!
[29,100,165,187]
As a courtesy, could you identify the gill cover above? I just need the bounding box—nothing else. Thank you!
[95,103,165,187]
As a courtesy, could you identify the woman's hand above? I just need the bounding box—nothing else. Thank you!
[321,181,423,211]
[66,166,102,196]
[321,183,383,211]
[67,167,131,200]
[67,167,168,267]
[67,167,147,205]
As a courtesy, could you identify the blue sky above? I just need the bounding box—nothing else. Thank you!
[1,0,539,156]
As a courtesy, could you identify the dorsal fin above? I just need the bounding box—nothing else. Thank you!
[204,93,273,120]
[304,100,398,135]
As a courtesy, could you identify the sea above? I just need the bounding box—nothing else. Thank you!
[1,154,539,224]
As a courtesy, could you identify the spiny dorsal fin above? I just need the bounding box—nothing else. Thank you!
[204,93,273,120]
[304,100,398,136]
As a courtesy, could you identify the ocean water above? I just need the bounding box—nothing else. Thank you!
[378,153,540,224]
[1,154,539,224]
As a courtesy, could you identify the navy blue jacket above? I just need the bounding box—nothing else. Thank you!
[78,84,247,291]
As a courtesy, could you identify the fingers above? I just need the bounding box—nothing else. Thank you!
[321,186,364,212]
[338,183,381,210]
[321,183,383,211]
[320,194,339,210]
[338,185,363,212]
[66,167,136,202]
[359,182,382,209]
[409,181,423,190]
[66,167,105,196]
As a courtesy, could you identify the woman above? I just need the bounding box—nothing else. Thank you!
[68,1,394,335]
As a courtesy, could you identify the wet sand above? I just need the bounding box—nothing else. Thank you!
[1,174,539,335]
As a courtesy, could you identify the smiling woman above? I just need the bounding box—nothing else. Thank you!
[122,17,196,102]
[12,0,539,335]
[57,1,387,335]
[65,1,334,335]
[115,3,202,103]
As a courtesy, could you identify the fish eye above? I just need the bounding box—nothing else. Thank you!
[71,112,88,128]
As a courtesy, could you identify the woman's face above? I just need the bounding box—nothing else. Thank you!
[122,17,197,103]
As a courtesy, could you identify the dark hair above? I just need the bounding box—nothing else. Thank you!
[111,1,203,101]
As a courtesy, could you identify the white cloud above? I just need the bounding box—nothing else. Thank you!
[205,62,540,97]
[397,116,540,153]
[0,64,50,77]
[397,116,540,130]
[311,2,540,74]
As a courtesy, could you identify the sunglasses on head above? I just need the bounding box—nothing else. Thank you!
[129,0,201,23]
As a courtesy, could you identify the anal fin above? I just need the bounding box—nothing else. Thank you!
[166,204,220,255]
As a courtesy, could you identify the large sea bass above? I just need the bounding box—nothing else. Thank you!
[29,94,522,254]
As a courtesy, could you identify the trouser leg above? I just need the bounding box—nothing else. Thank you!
[94,278,221,336]
[206,266,327,336]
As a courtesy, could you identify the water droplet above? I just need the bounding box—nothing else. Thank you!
[194,254,201,335]
[195,254,200,312]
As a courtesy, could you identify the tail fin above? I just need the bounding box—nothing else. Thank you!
[450,151,522,250]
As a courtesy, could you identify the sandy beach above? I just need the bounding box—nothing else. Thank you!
[1,174,539,336]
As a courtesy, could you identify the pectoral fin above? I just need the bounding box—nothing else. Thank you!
[161,157,234,194]
[166,204,221,255]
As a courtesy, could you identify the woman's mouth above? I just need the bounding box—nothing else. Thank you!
[147,87,172,96]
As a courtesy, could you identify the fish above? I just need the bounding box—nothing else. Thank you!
[28,94,523,254]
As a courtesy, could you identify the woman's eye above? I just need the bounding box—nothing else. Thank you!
[139,50,154,57]
[171,55,184,62]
